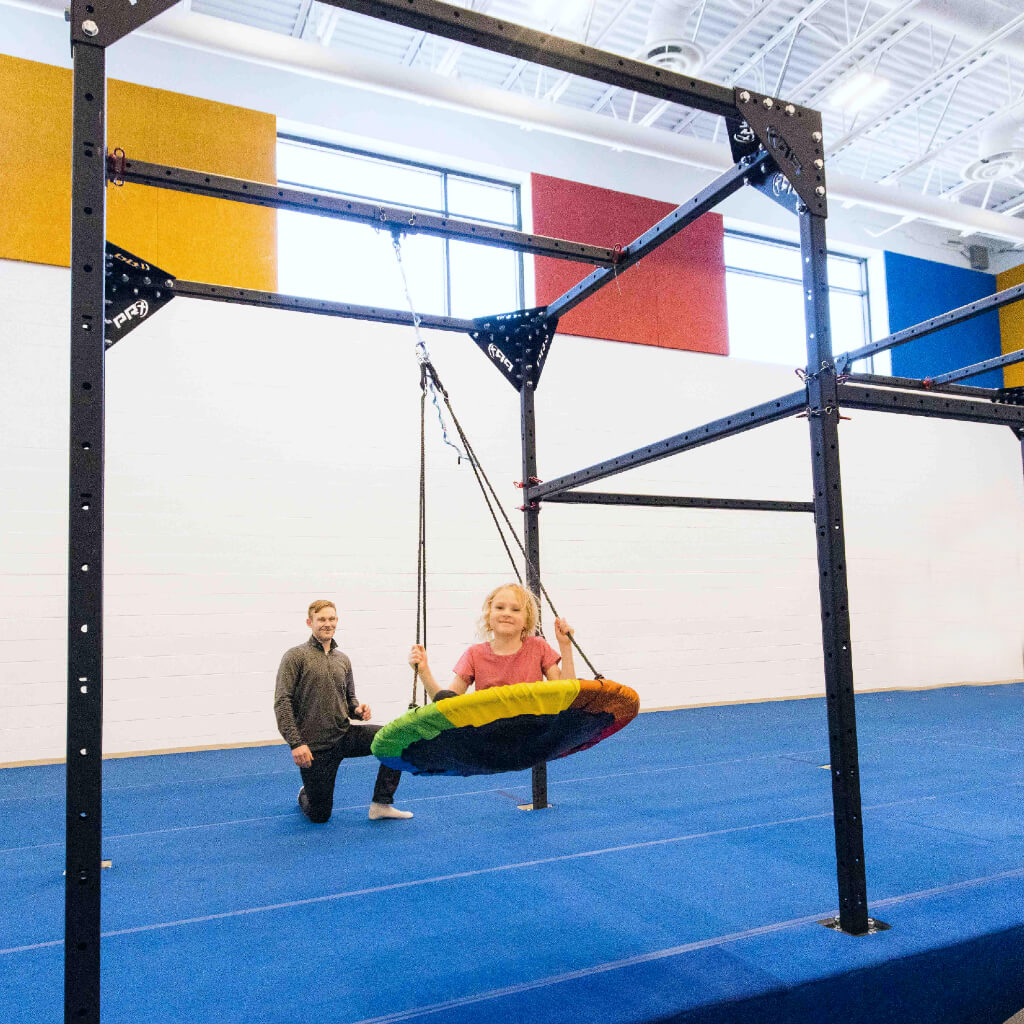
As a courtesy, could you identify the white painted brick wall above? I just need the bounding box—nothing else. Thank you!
[1,258,1022,763]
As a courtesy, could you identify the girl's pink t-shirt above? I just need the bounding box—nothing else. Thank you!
[453,636,560,691]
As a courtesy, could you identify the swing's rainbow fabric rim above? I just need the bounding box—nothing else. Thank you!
[371,679,639,776]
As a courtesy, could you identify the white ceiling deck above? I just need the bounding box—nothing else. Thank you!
[184,0,1024,253]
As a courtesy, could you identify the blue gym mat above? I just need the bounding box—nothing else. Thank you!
[1,683,1022,1024]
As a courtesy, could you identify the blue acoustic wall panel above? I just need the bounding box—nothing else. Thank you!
[884,251,1003,387]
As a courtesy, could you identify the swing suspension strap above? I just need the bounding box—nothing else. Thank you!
[427,364,603,681]
[391,231,603,684]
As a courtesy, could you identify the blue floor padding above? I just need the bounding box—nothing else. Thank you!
[2,683,1023,1024]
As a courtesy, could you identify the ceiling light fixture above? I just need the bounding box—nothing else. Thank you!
[827,72,891,115]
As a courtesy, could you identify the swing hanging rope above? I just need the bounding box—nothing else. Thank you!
[393,233,464,708]
[428,368,603,680]
[411,364,427,709]
[390,231,603,693]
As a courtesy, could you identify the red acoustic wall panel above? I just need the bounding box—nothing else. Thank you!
[531,173,729,354]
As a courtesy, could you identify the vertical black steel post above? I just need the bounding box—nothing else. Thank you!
[66,39,107,1024]
[800,211,870,935]
[521,382,548,809]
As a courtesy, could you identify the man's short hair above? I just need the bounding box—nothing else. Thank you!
[308,599,337,619]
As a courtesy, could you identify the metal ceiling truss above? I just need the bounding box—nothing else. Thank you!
[827,14,1024,159]
[670,0,919,142]
[62,0,1024,1019]
[316,0,739,120]
[642,0,833,130]
[292,0,316,37]
[170,0,1024,225]
[542,0,640,104]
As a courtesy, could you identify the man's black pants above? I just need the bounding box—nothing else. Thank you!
[299,724,401,824]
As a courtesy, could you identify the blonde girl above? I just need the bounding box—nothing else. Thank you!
[408,582,575,699]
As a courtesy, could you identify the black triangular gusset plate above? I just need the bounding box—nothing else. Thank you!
[726,117,760,165]
[726,117,801,213]
[733,88,827,216]
[470,307,557,391]
[104,241,175,347]
[747,155,804,215]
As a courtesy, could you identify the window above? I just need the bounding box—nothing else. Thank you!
[276,135,524,320]
[724,230,873,369]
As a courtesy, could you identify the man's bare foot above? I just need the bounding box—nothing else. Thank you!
[368,802,413,820]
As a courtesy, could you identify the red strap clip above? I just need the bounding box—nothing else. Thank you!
[108,147,126,187]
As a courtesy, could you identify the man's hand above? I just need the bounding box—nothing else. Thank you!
[292,744,313,769]
[353,703,372,721]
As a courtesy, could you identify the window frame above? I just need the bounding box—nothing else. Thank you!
[723,228,874,370]
[276,133,526,318]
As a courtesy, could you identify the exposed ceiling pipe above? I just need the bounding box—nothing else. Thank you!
[868,0,1024,163]
[827,8,1024,157]
[832,173,1024,244]
[7,0,1024,245]
[871,0,1024,188]
[643,0,705,75]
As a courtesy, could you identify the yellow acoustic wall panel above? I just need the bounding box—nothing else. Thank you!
[106,79,276,290]
[997,263,1024,388]
[0,55,276,291]
[0,57,73,267]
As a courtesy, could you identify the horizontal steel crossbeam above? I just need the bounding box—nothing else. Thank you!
[930,347,1024,385]
[835,281,1024,370]
[543,491,814,512]
[844,373,997,400]
[546,152,771,320]
[174,280,475,331]
[526,389,808,500]
[837,383,1024,426]
[112,158,617,266]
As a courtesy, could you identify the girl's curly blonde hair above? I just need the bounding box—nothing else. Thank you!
[476,583,541,641]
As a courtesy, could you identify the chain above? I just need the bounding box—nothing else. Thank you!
[391,232,465,461]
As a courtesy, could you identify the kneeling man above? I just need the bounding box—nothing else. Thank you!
[274,600,412,824]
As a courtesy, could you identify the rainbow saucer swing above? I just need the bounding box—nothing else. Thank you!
[372,678,639,776]
[375,237,639,777]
